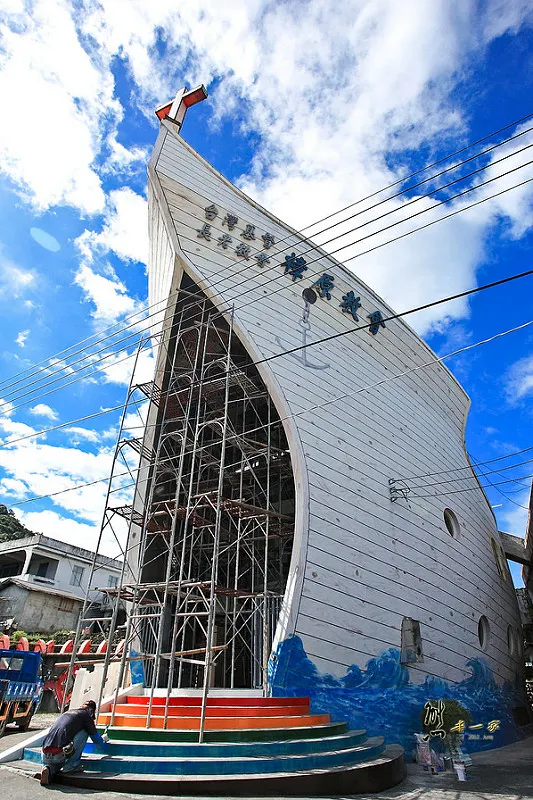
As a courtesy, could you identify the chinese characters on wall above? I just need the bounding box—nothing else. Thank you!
[198,202,386,336]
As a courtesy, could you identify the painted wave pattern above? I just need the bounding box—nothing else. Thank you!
[268,635,525,752]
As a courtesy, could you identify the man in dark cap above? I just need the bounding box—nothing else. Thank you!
[40,699,108,785]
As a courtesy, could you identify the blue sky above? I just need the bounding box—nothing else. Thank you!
[0,1,533,585]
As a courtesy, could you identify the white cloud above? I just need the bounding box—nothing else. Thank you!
[63,426,101,445]
[76,188,148,267]
[0,477,29,499]
[15,329,29,347]
[0,397,15,418]
[496,487,531,539]
[0,1,115,212]
[0,259,36,298]
[505,352,533,403]
[74,264,139,325]
[0,420,112,525]
[104,133,150,175]
[100,347,155,387]
[0,408,129,555]
[29,403,59,421]
[18,509,100,552]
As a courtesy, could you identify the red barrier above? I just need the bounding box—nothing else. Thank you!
[46,640,55,654]
[59,639,73,654]
[16,637,29,651]
[77,639,92,655]
[34,639,46,654]
[96,641,107,655]
[114,639,125,656]
[0,634,9,650]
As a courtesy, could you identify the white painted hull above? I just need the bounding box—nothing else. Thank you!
[145,120,527,748]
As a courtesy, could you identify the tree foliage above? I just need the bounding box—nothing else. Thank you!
[0,505,35,542]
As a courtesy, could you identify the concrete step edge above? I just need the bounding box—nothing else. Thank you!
[49,745,405,782]
[85,729,367,750]
[25,738,384,765]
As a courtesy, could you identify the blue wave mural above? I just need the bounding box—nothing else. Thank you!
[268,635,528,753]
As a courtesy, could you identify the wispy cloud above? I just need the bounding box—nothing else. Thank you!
[29,403,59,421]
[504,352,533,403]
[15,329,29,347]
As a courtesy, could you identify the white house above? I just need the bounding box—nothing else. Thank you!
[0,534,122,634]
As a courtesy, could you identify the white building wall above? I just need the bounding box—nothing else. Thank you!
[147,122,522,689]
[23,545,121,601]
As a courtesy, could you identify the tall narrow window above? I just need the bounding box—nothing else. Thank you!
[70,565,84,587]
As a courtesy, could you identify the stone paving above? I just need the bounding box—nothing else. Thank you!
[0,714,531,799]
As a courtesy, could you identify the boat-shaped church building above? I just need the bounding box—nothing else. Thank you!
[96,86,529,756]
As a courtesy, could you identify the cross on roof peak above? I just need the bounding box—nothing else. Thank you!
[155,85,208,130]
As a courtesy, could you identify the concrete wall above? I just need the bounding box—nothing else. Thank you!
[0,584,82,633]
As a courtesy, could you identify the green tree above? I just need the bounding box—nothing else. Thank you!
[0,505,35,542]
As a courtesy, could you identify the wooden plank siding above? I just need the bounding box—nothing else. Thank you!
[147,122,522,689]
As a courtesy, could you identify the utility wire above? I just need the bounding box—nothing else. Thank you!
[5,315,532,509]
[395,456,533,492]
[2,165,533,418]
[3,241,533,447]
[412,472,533,500]
[1,116,532,402]
[396,445,533,483]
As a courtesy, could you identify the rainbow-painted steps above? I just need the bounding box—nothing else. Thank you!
[24,693,406,794]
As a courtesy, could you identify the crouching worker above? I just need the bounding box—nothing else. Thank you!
[40,699,108,785]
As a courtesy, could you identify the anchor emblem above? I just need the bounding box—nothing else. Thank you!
[275,291,329,371]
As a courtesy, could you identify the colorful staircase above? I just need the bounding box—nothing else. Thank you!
[24,693,406,794]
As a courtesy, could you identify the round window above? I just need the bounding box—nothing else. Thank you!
[444,508,460,538]
[478,615,490,651]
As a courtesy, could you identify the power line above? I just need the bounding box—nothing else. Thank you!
[1,115,532,405]
[5,315,532,510]
[302,110,533,234]
[2,164,533,419]
[3,241,533,448]
[412,472,533,500]
[395,445,533,484]
[403,455,533,492]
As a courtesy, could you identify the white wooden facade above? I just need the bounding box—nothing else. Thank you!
[146,118,523,693]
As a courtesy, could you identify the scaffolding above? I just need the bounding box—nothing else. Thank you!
[64,276,295,740]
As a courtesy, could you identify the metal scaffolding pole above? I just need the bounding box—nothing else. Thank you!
[65,278,296,731]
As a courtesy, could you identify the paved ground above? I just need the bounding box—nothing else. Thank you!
[0,715,531,799]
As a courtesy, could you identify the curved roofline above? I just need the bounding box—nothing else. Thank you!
[151,120,470,405]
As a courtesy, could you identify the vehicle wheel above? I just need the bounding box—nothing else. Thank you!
[16,710,33,732]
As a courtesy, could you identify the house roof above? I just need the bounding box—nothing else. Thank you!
[0,577,84,603]
[0,533,122,571]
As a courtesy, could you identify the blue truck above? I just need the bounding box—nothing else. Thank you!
[0,650,43,737]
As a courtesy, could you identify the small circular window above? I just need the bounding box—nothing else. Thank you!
[507,625,515,656]
[444,508,460,538]
[478,615,490,651]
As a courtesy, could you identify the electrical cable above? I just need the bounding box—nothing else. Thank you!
[5,315,532,510]
[1,116,532,403]
[395,455,533,492]
[412,472,533,499]
[3,242,533,448]
[396,445,533,483]
[2,165,533,418]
